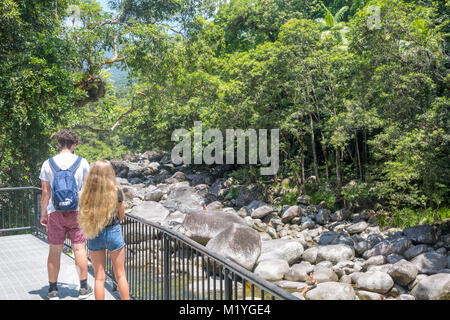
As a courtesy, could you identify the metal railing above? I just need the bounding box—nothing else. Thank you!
[0,187,299,300]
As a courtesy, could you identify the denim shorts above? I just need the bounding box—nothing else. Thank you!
[87,223,125,252]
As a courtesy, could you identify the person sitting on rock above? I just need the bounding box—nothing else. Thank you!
[301,271,318,296]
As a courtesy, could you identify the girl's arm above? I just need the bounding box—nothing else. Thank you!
[118,201,125,222]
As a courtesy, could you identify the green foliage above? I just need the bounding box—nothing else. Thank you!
[377,207,450,229]
[227,186,241,200]
[305,183,337,209]
[281,190,300,206]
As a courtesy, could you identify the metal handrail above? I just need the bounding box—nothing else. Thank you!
[0,186,299,300]
[125,212,299,300]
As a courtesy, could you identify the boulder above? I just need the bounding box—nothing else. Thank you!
[130,201,170,224]
[312,265,339,283]
[316,244,355,264]
[355,271,394,294]
[356,290,384,300]
[110,159,130,178]
[206,201,224,210]
[411,252,447,275]
[362,237,412,259]
[399,294,415,300]
[162,185,205,213]
[160,211,186,229]
[386,253,404,264]
[305,282,356,300]
[285,261,314,282]
[179,210,246,245]
[315,208,331,225]
[301,247,319,264]
[274,280,308,291]
[257,239,304,264]
[300,217,315,230]
[403,225,437,245]
[362,255,386,270]
[411,273,450,300]
[404,244,431,260]
[346,221,369,234]
[330,208,351,222]
[235,183,264,207]
[388,259,418,286]
[205,223,261,271]
[251,205,275,219]
[281,206,300,224]
[254,259,290,281]
[318,231,354,247]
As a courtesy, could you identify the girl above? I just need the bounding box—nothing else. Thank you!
[78,160,130,300]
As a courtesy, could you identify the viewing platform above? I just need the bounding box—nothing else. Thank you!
[0,233,118,300]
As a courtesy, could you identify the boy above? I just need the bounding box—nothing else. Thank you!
[39,129,92,300]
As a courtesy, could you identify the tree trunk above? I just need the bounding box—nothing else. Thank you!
[335,147,342,190]
[355,130,362,180]
[363,128,368,182]
[309,113,320,182]
[320,132,329,182]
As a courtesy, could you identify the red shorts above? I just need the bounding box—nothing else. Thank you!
[47,210,87,245]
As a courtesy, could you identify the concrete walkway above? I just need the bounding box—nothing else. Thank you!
[0,234,119,300]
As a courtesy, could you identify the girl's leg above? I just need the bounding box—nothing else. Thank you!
[89,249,106,300]
[109,247,130,300]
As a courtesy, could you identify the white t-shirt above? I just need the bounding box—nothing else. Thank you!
[39,152,90,214]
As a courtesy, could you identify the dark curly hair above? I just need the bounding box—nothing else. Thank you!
[55,129,79,149]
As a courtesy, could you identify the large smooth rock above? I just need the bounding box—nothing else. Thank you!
[388,259,418,286]
[301,247,319,264]
[363,237,412,259]
[281,206,300,224]
[178,210,246,245]
[285,262,314,282]
[403,225,437,245]
[257,239,304,264]
[362,255,386,270]
[355,271,394,294]
[254,259,290,281]
[313,265,339,283]
[162,185,205,213]
[305,282,356,300]
[318,231,354,247]
[130,201,170,224]
[330,208,351,222]
[404,244,430,260]
[315,208,331,225]
[411,252,447,275]
[251,205,275,219]
[346,221,369,234]
[235,183,264,207]
[316,244,355,264]
[205,223,261,271]
[110,159,130,178]
[356,290,384,300]
[411,273,450,300]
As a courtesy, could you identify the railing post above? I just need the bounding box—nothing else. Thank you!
[33,190,39,234]
[224,269,233,300]
[163,233,170,300]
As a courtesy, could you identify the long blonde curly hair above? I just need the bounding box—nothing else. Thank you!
[79,160,118,239]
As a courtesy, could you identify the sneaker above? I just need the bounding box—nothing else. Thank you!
[46,289,59,300]
[78,285,93,300]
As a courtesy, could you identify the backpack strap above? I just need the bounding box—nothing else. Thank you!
[48,157,61,172]
[68,156,82,174]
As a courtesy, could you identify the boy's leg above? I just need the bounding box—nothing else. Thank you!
[72,242,88,282]
[48,244,64,283]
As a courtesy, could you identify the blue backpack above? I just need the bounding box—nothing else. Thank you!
[48,156,82,211]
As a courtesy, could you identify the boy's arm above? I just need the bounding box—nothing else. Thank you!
[40,180,51,226]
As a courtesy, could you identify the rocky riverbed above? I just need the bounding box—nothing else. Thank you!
[110,151,450,300]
